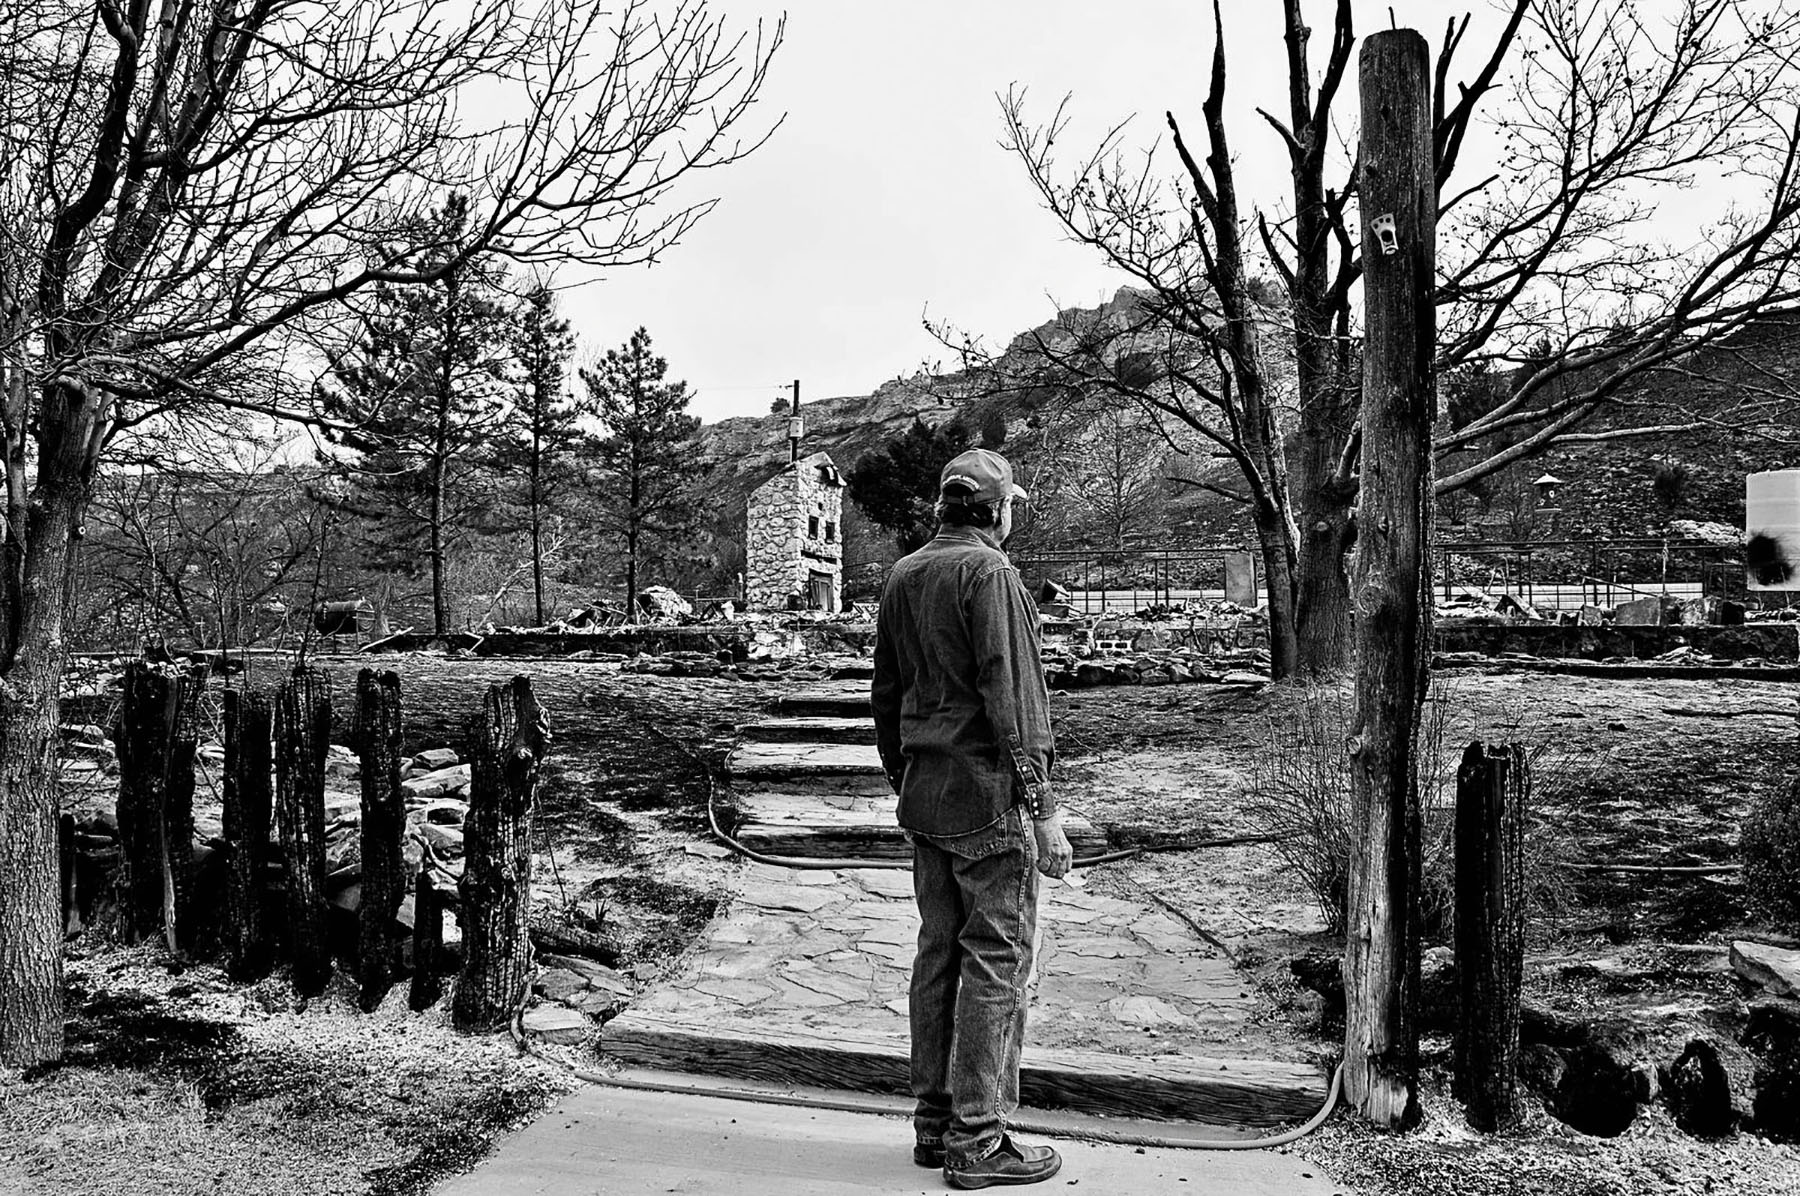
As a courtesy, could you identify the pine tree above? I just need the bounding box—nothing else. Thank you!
[580,328,702,617]
[493,281,581,625]
[846,417,971,553]
[318,194,515,636]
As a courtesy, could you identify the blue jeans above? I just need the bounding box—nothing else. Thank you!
[908,807,1040,1167]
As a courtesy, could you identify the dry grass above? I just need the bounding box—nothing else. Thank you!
[0,944,572,1196]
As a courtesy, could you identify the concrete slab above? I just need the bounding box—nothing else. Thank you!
[741,717,878,745]
[431,1083,1344,1196]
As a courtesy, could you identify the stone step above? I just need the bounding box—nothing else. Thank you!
[726,741,890,796]
[739,717,876,745]
[770,684,870,718]
[600,1010,1328,1127]
[730,791,1111,861]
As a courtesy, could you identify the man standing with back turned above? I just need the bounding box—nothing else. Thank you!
[872,448,1073,1189]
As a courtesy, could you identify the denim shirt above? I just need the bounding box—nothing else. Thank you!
[871,526,1056,837]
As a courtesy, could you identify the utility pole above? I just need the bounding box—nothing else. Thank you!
[788,379,802,463]
[1343,27,1435,1130]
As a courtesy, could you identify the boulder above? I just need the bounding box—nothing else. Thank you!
[1731,940,1800,999]
[324,743,359,780]
[420,823,464,856]
[1550,1043,1642,1137]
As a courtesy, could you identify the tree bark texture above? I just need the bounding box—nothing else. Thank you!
[222,688,275,982]
[409,870,446,1012]
[1343,28,1436,1130]
[0,382,102,1065]
[276,668,333,996]
[355,669,407,1012]
[1454,741,1526,1132]
[453,675,547,1029]
[114,661,200,949]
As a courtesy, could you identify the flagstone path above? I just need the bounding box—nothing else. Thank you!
[592,678,1328,1129]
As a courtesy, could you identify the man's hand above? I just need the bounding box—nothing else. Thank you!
[1032,811,1074,880]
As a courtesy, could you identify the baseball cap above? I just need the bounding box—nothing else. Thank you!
[939,448,1029,505]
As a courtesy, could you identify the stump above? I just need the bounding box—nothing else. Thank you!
[276,668,332,996]
[113,662,201,948]
[355,669,406,1011]
[409,870,445,1012]
[453,676,548,1030]
[222,689,275,981]
[1453,741,1526,1131]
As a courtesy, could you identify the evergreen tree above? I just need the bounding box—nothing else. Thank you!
[493,280,582,625]
[580,328,702,616]
[846,417,970,553]
[317,194,515,636]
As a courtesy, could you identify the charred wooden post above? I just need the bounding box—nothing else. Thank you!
[355,669,407,1011]
[113,662,200,946]
[1454,741,1527,1131]
[222,689,275,981]
[453,676,548,1030]
[275,668,333,996]
[58,813,76,935]
[409,870,445,1012]
[1344,28,1435,1129]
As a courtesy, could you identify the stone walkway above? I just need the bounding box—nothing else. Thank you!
[593,679,1326,1129]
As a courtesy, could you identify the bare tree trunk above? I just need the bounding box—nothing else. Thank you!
[355,669,406,1011]
[275,668,333,997]
[1454,741,1526,1131]
[0,416,91,1065]
[453,675,546,1030]
[1343,28,1435,1130]
[223,688,275,982]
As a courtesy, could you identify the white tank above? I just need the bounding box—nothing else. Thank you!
[1746,469,1800,590]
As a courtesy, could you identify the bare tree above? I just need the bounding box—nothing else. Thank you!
[994,0,1800,677]
[0,0,780,1065]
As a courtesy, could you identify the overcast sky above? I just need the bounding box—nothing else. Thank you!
[557,1,1522,423]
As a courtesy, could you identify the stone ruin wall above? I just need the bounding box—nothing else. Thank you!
[745,454,844,611]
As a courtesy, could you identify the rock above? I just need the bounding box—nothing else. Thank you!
[637,585,692,620]
[410,747,461,773]
[62,723,110,747]
[533,967,591,1003]
[420,823,464,856]
[1220,670,1267,686]
[404,763,472,800]
[569,988,627,1021]
[1732,941,1800,998]
[1614,596,1664,626]
[419,799,467,826]
[1107,995,1194,1029]
[324,743,359,780]
[522,1003,592,1046]
[1662,1038,1738,1137]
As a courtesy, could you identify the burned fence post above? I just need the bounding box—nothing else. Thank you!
[222,688,275,982]
[453,676,548,1030]
[276,667,333,997]
[355,669,407,1011]
[409,870,445,1013]
[1454,741,1527,1132]
[114,661,202,949]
